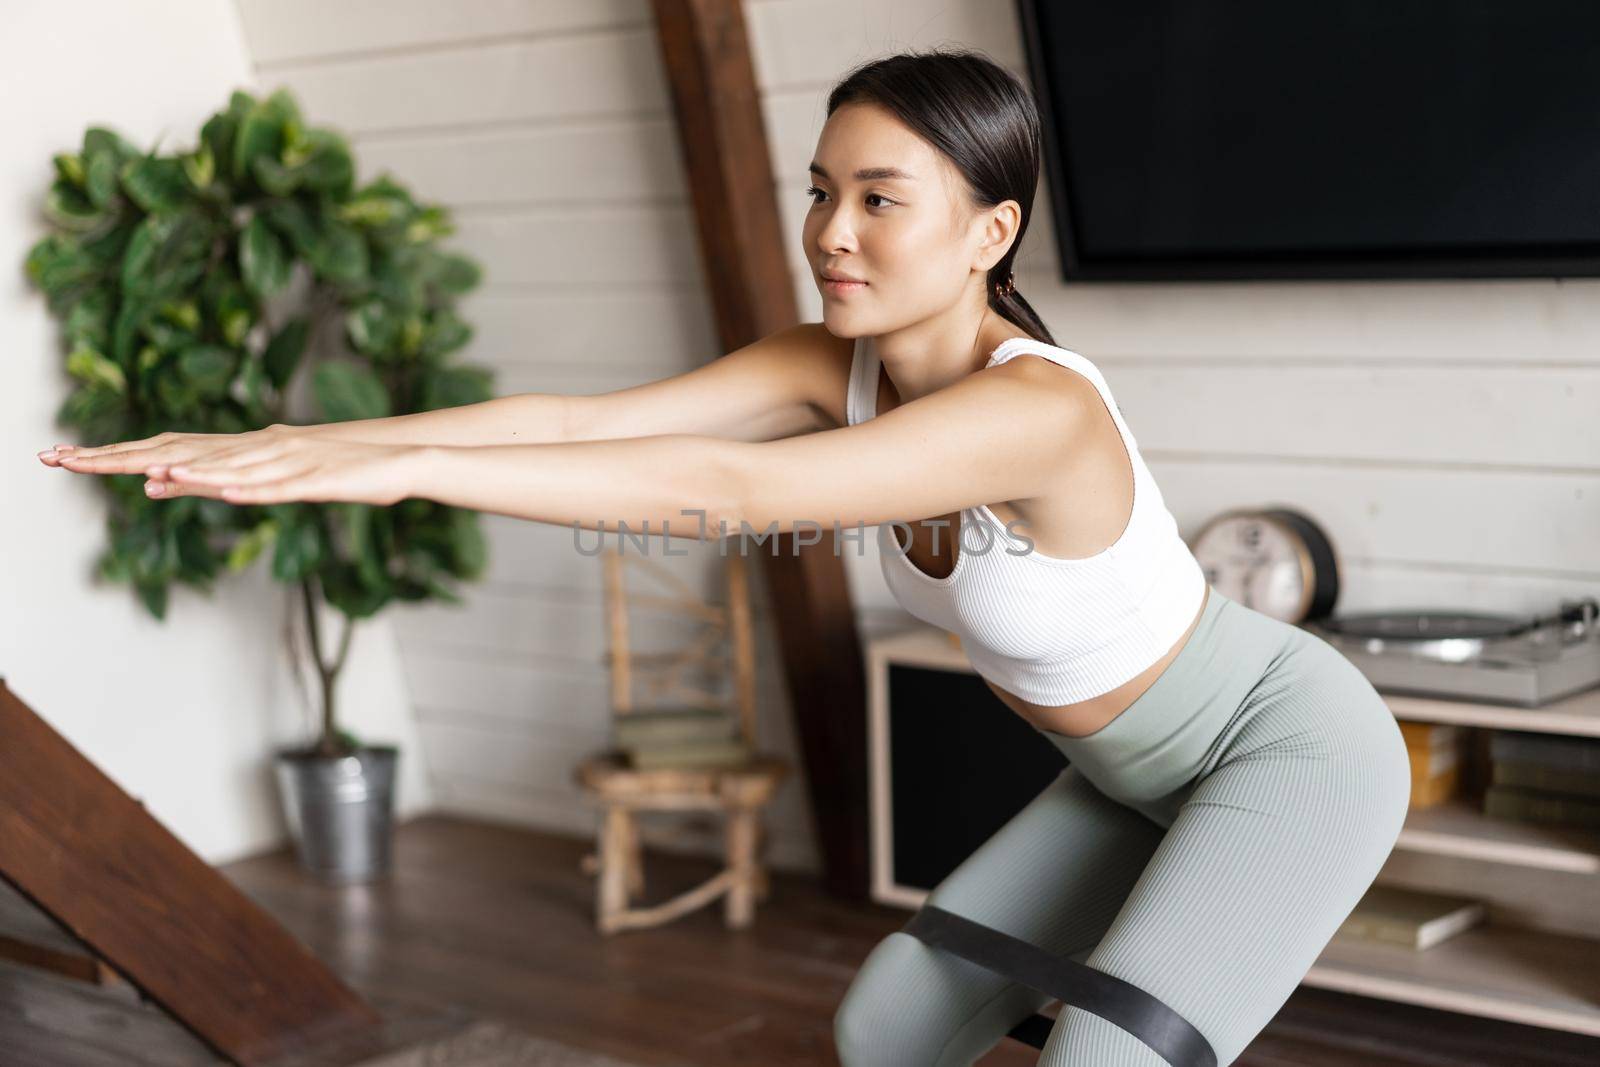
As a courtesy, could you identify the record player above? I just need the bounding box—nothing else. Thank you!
[1303,597,1600,707]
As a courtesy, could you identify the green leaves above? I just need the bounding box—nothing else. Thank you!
[420,309,471,360]
[259,198,368,287]
[271,506,324,582]
[182,144,216,191]
[284,127,354,196]
[65,345,127,393]
[26,86,491,675]
[53,152,86,188]
[120,156,190,214]
[240,215,290,299]
[345,297,399,355]
[203,271,254,346]
[309,220,367,284]
[82,126,141,169]
[63,286,112,349]
[430,253,481,296]
[448,507,487,578]
[122,210,212,302]
[45,180,107,233]
[262,317,309,390]
[420,365,494,411]
[313,361,390,422]
[26,233,101,314]
[177,344,239,397]
[232,89,297,184]
[225,88,358,201]
[227,518,277,572]
[46,127,144,236]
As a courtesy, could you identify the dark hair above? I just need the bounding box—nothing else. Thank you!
[825,48,1056,346]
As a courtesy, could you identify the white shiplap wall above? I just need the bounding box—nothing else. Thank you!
[233,0,1600,878]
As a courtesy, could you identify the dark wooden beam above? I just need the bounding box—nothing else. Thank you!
[649,0,870,899]
[0,677,381,1065]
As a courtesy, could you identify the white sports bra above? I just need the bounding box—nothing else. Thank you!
[848,333,1209,706]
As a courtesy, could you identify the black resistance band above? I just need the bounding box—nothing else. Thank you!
[901,905,1218,1067]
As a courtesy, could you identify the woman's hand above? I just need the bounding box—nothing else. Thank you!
[39,427,423,506]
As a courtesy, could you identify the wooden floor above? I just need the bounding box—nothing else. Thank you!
[5,812,1600,1065]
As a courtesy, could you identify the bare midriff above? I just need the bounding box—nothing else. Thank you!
[982,583,1211,738]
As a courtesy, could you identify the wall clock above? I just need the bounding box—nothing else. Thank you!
[1190,506,1339,624]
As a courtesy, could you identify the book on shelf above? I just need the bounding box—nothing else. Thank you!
[1483,784,1600,828]
[626,737,752,771]
[613,708,740,748]
[1410,763,1460,808]
[1333,884,1487,950]
[1397,719,1462,809]
[1398,720,1461,750]
[1490,759,1600,801]
[1489,730,1600,774]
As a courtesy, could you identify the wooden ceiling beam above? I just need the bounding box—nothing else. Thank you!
[649,0,870,899]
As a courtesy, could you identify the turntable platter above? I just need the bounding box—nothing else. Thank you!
[1318,611,1526,641]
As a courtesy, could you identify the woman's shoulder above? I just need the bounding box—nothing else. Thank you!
[984,334,1097,372]
[980,335,1110,407]
[775,322,856,370]
[766,322,859,429]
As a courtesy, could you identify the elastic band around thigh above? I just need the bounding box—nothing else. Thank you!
[901,905,1218,1067]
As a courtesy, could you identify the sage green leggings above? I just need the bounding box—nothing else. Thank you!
[834,587,1411,1066]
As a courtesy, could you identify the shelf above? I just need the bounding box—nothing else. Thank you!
[1306,922,1600,1037]
[1385,687,1600,738]
[1397,797,1600,874]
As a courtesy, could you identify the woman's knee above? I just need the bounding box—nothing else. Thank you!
[832,932,930,1066]
[833,973,901,1065]
[834,929,1024,1067]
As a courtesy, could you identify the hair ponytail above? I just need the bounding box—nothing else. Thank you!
[988,269,1056,346]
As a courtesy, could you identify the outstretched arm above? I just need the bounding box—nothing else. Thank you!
[294,391,572,447]
[407,357,1084,537]
[292,322,838,448]
[41,324,844,488]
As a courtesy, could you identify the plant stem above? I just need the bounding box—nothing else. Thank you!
[300,575,357,757]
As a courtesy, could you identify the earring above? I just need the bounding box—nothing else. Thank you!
[993,271,1015,297]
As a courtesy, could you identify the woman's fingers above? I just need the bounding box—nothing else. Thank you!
[55,436,185,473]
[59,433,251,476]
[143,476,215,500]
[38,443,87,465]
[145,463,269,500]
[144,473,208,499]
[59,448,168,475]
[52,434,172,461]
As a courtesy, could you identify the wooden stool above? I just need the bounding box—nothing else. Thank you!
[574,540,789,933]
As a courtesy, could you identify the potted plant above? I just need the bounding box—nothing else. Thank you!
[25,87,494,883]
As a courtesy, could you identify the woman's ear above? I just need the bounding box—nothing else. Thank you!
[974,199,1021,272]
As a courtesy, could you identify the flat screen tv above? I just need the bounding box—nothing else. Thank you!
[1015,0,1600,281]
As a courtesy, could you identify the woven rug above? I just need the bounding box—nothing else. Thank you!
[354,1020,652,1067]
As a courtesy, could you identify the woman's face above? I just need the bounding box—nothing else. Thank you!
[803,102,990,336]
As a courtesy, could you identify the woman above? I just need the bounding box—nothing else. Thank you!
[39,49,1409,1067]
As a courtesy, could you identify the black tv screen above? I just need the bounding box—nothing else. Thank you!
[1016,0,1600,281]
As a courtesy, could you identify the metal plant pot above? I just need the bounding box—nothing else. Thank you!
[274,743,399,884]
